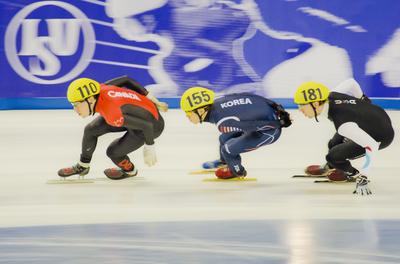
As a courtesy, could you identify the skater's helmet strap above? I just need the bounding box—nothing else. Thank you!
[67,78,101,103]
[294,82,330,105]
[180,87,215,112]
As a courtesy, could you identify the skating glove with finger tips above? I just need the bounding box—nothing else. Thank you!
[157,102,169,112]
[143,144,157,166]
[353,175,372,195]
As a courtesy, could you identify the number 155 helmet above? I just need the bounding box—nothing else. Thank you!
[294,82,330,105]
[180,87,215,112]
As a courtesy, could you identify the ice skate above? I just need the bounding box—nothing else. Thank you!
[57,163,90,177]
[215,166,244,179]
[305,164,333,176]
[292,164,333,178]
[203,167,256,182]
[202,159,226,169]
[104,166,138,180]
[48,163,93,184]
[314,169,358,183]
[190,160,227,174]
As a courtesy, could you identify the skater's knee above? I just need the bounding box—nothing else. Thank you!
[221,144,232,157]
[327,140,335,149]
[326,152,347,167]
[221,144,241,161]
[328,138,341,149]
[219,132,241,145]
[106,145,119,159]
[219,134,229,145]
[325,153,337,166]
[328,134,344,149]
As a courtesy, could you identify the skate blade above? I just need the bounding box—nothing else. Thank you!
[203,177,257,182]
[313,180,351,183]
[292,174,327,178]
[47,178,95,184]
[189,169,217,175]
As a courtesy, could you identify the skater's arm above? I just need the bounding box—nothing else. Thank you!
[217,118,281,133]
[146,92,169,112]
[337,122,379,151]
[333,78,364,99]
[105,75,148,95]
[80,116,112,164]
[106,75,168,112]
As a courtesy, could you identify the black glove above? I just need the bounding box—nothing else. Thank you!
[277,109,292,128]
[267,101,292,128]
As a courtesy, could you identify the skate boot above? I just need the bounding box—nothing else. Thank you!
[327,169,357,182]
[104,165,138,180]
[305,163,332,176]
[215,167,247,180]
[58,163,90,177]
[202,159,226,169]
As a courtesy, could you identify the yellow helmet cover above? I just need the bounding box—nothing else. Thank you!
[294,81,330,104]
[180,87,215,112]
[67,78,101,103]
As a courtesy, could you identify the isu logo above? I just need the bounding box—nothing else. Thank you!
[4,1,95,84]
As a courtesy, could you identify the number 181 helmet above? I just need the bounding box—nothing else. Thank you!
[294,82,330,105]
[67,78,100,103]
[180,87,215,112]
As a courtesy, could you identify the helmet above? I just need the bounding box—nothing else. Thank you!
[294,81,330,105]
[180,87,215,112]
[67,78,101,103]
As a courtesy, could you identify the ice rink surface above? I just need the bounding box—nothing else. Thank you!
[0,109,399,263]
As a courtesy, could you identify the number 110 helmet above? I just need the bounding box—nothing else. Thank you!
[67,78,101,103]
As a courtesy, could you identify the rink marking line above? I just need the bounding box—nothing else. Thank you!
[292,174,327,178]
[46,176,147,184]
[46,179,94,184]
[189,169,216,174]
[202,177,257,182]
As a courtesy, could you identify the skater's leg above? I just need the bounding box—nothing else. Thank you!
[217,132,242,164]
[81,116,126,163]
[328,133,345,150]
[104,130,150,179]
[202,132,242,169]
[219,129,280,177]
[326,140,365,175]
[58,117,125,177]
[106,130,145,169]
[305,133,345,175]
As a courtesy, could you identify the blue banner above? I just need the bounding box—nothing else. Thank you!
[1,0,399,109]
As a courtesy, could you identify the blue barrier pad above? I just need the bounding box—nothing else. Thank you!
[0,97,399,110]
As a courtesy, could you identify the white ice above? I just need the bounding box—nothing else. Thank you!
[0,109,399,228]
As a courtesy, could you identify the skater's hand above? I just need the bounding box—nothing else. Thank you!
[146,91,168,112]
[353,175,372,195]
[157,102,169,112]
[143,144,157,166]
[277,110,292,128]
